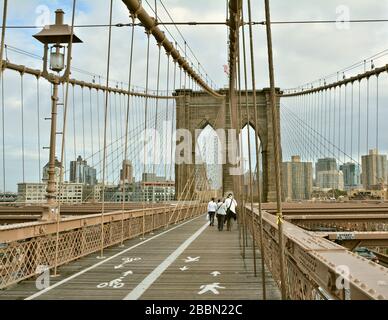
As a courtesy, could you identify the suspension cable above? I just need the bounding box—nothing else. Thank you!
[121,14,136,245]
[264,0,287,299]
[99,0,114,259]
[20,73,25,183]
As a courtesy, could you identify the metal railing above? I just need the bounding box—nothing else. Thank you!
[244,206,388,300]
[0,203,206,289]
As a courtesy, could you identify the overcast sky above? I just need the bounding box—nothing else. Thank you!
[1,0,388,191]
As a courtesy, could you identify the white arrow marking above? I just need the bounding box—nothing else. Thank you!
[198,283,225,295]
[184,256,200,263]
[211,271,221,277]
[180,266,189,271]
[123,271,133,277]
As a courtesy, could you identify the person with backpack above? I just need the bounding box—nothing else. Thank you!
[224,193,237,231]
[215,199,227,231]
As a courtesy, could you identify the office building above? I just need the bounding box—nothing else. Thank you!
[70,156,97,185]
[17,182,83,204]
[282,155,313,201]
[120,160,134,184]
[340,162,361,190]
[361,149,387,190]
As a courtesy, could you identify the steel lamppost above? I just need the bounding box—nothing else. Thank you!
[33,9,82,220]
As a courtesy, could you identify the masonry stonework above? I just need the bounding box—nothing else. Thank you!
[174,88,281,203]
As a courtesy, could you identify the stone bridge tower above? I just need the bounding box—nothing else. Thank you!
[174,88,281,203]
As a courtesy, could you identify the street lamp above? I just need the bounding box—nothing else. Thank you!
[33,9,82,220]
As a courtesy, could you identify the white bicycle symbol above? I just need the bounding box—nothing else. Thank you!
[97,278,124,289]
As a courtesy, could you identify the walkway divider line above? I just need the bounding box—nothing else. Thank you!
[25,214,204,300]
[123,222,209,300]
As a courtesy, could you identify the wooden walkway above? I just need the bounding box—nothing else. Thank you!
[0,215,280,300]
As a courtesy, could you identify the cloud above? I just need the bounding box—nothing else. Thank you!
[1,0,388,191]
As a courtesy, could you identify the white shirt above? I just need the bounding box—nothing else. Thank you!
[207,201,218,212]
[216,202,227,215]
[224,197,237,213]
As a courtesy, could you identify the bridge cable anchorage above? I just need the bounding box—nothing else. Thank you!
[263,0,287,299]
[121,0,223,99]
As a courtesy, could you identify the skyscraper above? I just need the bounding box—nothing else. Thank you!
[315,158,344,190]
[282,155,313,201]
[361,149,387,190]
[315,158,337,178]
[70,156,97,185]
[120,160,133,184]
[340,162,361,190]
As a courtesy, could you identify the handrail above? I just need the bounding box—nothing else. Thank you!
[245,205,388,300]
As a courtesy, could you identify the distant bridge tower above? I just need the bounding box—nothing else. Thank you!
[174,88,282,202]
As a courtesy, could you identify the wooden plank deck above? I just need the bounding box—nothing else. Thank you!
[0,215,280,300]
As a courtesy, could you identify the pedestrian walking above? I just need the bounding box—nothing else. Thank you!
[207,198,217,227]
[224,193,237,231]
[215,199,227,231]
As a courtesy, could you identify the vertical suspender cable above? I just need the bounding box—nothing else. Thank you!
[376,75,379,151]
[240,7,256,278]
[1,69,4,194]
[350,83,354,162]
[37,77,42,182]
[247,0,267,298]
[81,86,86,159]
[121,14,136,245]
[338,85,341,161]
[264,0,287,299]
[344,84,347,163]
[0,0,7,196]
[142,32,151,237]
[164,53,170,193]
[99,0,114,259]
[170,60,177,183]
[72,84,77,160]
[358,80,361,164]
[366,77,370,154]
[152,45,162,203]
[20,73,25,183]
[54,0,77,276]
[89,88,94,167]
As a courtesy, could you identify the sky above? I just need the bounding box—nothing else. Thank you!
[1,0,388,191]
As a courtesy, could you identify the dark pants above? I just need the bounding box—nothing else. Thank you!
[217,214,225,231]
[208,212,215,226]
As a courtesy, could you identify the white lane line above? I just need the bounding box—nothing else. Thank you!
[25,215,203,300]
[123,222,209,300]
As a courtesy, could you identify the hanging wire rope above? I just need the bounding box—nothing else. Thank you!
[72,84,77,160]
[1,70,5,193]
[99,0,115,259]
[376,75,379,151]
[89,88,94,167]
[54,0,77,277]
[358,80,361,164]
[366,77,370,154]
[81,86,86,159]
[36,76,42,181]
[20,73,25,183]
